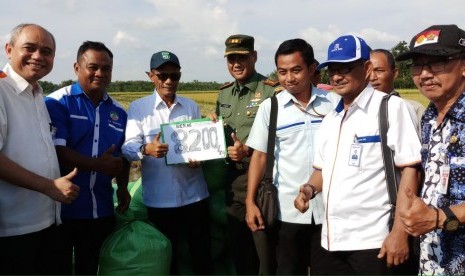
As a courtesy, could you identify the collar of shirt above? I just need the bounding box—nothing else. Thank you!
[233,71,263,95]
[70,82,111,104]
[423,92,465,127]
[153,89,188,110]
[280,86,328,108]
[334,85,374,114]
[3,63,38,96]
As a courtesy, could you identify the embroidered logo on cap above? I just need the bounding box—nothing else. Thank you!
[459,38,465,47]
[331,43,343,52]
[161,51,170,60]
[414,30,440,48]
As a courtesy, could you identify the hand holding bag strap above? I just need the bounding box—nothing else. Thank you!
[379,94,398,229]
[264,95,278,179]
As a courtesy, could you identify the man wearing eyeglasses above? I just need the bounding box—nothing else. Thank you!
[396,24,465,275]
[122,51,211,275]
[294,35,421,274]
[207,34,281,275]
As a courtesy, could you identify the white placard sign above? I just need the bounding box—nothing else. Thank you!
[160,117,227,165]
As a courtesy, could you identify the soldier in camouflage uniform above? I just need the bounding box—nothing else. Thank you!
[212,34,280,275]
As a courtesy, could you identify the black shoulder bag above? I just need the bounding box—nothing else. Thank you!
[380,94,421,269]
[379,94,398,231]
[256,95,279,229]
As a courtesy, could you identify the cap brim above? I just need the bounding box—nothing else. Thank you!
[396,48,462,61]
[316,57,364,70]
[224,50,252,57]
[151,61,180,70]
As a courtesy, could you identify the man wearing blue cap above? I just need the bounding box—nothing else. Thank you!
[397,24,465,275]
[122,51,211,275]
[294,35,422,274]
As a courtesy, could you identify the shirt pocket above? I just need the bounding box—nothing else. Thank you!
[219,104,232,119]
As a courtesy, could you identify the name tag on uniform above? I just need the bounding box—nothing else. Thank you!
[220,104,231,108]
[438,164,450,194]
[348,144,362,167]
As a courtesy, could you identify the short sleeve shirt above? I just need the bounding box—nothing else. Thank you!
[0,64,60,236]
[314,86,421,251]
[246,87,340,224]
[45,83,127,219]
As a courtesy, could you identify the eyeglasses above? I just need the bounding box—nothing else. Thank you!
[327,61,365,76]
[155,72,181,81]
[410,56,464,76]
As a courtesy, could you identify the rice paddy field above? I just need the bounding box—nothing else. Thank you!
[109,89,429,116]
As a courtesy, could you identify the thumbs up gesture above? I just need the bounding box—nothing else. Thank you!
[399,187,438,236]
[49,168,80,204]
[145,133,169,158]
[98,144,124,177]
[228,132,250,161]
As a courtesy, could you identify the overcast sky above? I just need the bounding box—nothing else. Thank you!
[0,0,463,84]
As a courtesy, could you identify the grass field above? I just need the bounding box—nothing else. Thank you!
[110,89,429,116]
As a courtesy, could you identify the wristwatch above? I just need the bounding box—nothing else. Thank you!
[441,206,460,232]
[139,144,147,156]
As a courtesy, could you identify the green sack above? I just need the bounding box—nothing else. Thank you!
[113,178,148,225]
[98,220,172,275]
[202,159,228,193]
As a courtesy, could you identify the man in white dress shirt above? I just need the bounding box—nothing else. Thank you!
[122,51,210,275]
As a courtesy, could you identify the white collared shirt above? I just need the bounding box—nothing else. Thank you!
[122,90,209,208]
[246,87,340,224]
[314,85,421,251]
[0,63,60,236]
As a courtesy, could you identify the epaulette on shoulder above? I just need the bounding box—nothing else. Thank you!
[0,70,7,79]
[274,86,285,93]
[263,79,279,87]
[219,82,234,90]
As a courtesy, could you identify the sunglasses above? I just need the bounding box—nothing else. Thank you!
[327,61,365,76]
[155,72,181,81]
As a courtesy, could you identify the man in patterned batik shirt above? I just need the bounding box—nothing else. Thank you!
[398,24,465,275]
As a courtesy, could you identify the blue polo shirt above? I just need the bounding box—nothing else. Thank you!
[45,83,127,219]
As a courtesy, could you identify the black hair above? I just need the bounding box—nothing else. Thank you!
[371,49,396,71]
[274,39,314,67]
[76,41,113,62]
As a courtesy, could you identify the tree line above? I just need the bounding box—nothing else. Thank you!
[40,41,414,94]
[39,79,225,94]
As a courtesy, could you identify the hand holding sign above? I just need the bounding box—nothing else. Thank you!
[161,118,227,164]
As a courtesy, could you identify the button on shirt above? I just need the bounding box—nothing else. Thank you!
[45,83,127,219]
[246,87,340,224]
[122,91,209,208]
[0,64,60,236]
[419,93,465,275]
[313,86,421,251]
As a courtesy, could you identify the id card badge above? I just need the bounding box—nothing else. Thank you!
[438,164,450,194]
[348,144,362,167]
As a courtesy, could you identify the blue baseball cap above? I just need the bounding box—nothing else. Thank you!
[317,35,371,70]
[150,51,180,70]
